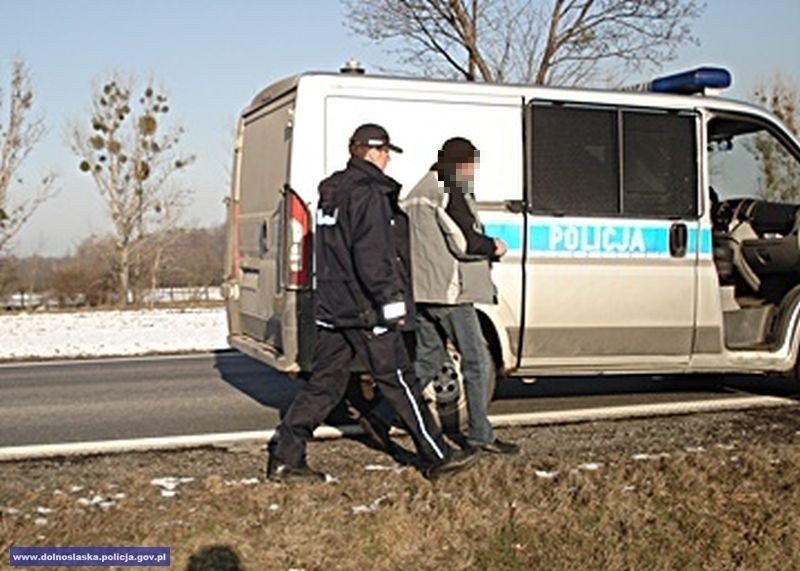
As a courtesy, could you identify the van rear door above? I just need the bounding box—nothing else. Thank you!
[518,101,701,371]
[229,95,306,370]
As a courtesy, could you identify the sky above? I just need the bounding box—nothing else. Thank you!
[1,0,799,257]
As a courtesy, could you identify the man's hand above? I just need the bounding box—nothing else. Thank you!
[493,238,507,258]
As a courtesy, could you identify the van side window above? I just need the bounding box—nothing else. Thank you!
[532,106,619,215]
[530,103,697,219]
[623,111,697,217]
[708,115,800,204]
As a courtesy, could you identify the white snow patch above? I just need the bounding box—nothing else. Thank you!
[268,503,280,512]
[69,486,84,493]
[685,446,706,453]
[351,495,391,515]
[76,495,107,507]
[35,506,54,514]
[34,518,48,526]
[535,470,559,479]
[0,308,227,360]
[364,464,405,473]
[224,478,260,487]
[150,477,195,492]
[578,463,602,471]
[632,452,671,461]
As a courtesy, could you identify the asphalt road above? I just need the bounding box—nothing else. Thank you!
[0,352,797,448]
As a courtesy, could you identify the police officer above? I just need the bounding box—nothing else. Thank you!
[267,124,478,483]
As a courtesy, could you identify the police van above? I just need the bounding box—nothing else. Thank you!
[222,65,800,420]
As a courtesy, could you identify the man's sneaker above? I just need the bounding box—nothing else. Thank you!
[358,414,393,452]
[423,448,479,481]
[267,464,326,484]
[473,438,520,455]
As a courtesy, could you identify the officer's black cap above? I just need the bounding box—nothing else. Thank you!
[350,123,403,153]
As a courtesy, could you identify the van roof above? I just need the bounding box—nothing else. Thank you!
[242,71,774,125]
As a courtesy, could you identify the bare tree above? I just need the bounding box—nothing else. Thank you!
[0,256,21,300]
[70,75,194,305]
[0,59,56,253]
[343,0,703,85]
[136,191,190,306]
[751,74,800,203]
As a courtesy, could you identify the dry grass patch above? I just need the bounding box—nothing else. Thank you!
[2,409,800,569]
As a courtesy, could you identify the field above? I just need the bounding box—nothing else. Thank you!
[2,406,800,570]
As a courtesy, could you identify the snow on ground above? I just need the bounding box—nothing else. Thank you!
[0,307,229,360]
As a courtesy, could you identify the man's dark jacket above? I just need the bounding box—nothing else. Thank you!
[314,156,413,329]
[441,174,496,258]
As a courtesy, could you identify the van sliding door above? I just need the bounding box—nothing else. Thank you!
[518,101,700,370]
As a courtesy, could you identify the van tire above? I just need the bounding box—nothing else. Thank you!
[435,342,497,435]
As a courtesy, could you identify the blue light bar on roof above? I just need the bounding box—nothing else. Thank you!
[650,67,732,95]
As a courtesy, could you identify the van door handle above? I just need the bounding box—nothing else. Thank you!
[669,222,687,257]
[259,220,269,256]
[504,199,525,213]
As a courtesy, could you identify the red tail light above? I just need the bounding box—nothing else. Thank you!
[287,190,312,289]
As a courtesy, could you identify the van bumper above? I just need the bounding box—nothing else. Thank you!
[228,334,301,375]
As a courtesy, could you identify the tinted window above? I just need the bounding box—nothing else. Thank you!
[529,103,698,219]
[532,105,619,215]
[623,112,697,217]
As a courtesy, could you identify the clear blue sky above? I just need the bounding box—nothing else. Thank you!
[1,0,799,256]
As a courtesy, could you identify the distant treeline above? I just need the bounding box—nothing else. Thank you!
[0,224,225,308]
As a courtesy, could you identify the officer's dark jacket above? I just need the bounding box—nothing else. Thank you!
[315,156,412,329]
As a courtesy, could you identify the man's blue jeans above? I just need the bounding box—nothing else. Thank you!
[415,303,494,445]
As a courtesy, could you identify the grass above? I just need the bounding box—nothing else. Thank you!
[2,409,800,570]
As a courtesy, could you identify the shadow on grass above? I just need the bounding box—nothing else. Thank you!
[186,545,243,571]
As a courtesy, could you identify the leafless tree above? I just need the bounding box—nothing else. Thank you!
[135,191,191,306]
[0,59,56,253]
[0,256,21,300]
[70,74,194,305]
[752,75,800,203]
[343,0,704,86]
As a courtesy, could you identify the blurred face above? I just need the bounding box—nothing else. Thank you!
[365,146,391,171]
[455,159,477,180]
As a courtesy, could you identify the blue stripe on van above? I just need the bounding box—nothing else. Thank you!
[528,223,669,257]
[687,227,712,256]
[483,223,522,251]
[482,220,712,258]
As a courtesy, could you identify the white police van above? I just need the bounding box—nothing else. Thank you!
[222,65,800,419]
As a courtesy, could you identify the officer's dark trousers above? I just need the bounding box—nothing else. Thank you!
[273,326,450,470]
